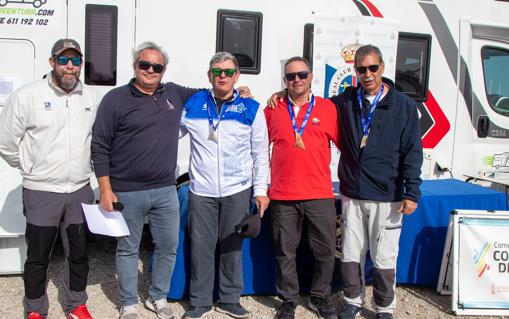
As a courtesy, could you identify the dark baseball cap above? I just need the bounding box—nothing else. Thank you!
[235,213,261,238]
[51,38,83,56]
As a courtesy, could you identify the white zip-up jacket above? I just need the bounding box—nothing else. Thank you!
[0,73,101,193]
[181,90,269,197]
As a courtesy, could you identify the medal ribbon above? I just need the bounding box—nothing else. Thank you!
[287,94,315,137]
[356,84,384,136]
[207,90,237,131]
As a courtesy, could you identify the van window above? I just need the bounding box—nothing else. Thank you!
[303,23,314,71]
[85,4,118,86]
[216,10,262,74]
[482,46,509,116]
[395,32,431,102]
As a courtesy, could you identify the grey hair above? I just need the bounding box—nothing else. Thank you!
[354,44,384,66]
[209,52,239,70]
[284,56,311,73]
[132,41,169,66]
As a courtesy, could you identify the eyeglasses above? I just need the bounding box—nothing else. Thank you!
[138,60,165,74]
[284,71,310,81]
[210,68,237,77]
[55,55,82,66]
[356,65,379,74]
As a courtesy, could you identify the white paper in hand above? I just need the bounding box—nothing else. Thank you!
[81,204,130,237]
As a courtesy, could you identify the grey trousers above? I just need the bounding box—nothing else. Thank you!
[187,188,252,306]
[340,197,403,314]
[22,184,94,317]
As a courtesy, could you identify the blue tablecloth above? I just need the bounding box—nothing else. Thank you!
[167,179,508,299]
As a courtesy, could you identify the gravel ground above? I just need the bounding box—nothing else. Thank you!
[0,231,503,319]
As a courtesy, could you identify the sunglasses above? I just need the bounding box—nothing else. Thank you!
[211,68,237,77]
[138,60,165,74]
[356,64,379,74]
[55,55,82,66]
[284,71,310,81]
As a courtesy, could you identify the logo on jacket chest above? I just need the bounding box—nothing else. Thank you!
[166,98,175,110]
[311,117,321,126]
[225,103,246,114]
[44,102,52,111]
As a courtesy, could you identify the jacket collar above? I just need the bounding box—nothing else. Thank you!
[128,78,165,97]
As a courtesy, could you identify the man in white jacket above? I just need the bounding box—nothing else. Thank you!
[180,52,269,319]
[0,39,101,319]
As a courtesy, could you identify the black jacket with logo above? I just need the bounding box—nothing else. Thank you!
[330,78,423,202]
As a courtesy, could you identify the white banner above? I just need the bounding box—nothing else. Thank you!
[313,15,399,98]
[452,210,509,316]
[0,0,64,29]
[459,219,509,307]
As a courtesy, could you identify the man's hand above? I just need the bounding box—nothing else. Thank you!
[266,90,287,109]
[398,199,417,215]
[237,86,252,98]
[255,195,270,217]
[99,189,118,212]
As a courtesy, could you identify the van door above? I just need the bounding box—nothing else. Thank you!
[0,38,35,273]
[67,0,136,96]
[462,19,509,177]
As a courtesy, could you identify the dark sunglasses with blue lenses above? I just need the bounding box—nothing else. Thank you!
[138,60,165,74]
[284,71,310,81]
[55,55,82,66]
[356,64,379,74]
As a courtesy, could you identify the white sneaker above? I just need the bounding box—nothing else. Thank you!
[145,297,175,319]
[119,304,139,319]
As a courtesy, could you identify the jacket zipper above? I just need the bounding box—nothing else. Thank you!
[66,99,71,192]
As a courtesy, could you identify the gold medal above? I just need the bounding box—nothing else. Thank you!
[208,125,218,143]
[360,135,368,148]
[295,132,305,150]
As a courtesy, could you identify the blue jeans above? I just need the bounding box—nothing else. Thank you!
[115,185,179,307]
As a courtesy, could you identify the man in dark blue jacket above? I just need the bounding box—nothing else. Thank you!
[330,45,423,319]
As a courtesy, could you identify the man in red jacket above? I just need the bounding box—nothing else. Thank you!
[264,57,339,319]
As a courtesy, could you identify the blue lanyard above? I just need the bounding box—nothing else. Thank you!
[207,90,236,131]
[356,84,384,136]
[287,95,315,136]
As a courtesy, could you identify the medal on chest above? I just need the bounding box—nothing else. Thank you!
[288,95,315,151]
[208,125,218,143]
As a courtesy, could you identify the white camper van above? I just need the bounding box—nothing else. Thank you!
[0,0,508,273]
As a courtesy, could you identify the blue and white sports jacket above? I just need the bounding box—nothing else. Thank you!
[180,90,269,198]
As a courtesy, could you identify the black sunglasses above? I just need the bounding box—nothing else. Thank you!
[138,60,165,74]
[356,64,379,74]
[284,71,310,81]
[55,55,82,66]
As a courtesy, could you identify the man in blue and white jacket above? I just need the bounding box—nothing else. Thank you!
[180,52,269,319]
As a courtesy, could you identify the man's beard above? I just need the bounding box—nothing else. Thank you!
[55,71,78,90]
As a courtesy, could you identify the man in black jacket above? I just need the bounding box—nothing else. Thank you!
[330,45,423,319]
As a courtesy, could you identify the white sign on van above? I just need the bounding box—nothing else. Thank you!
[313,15,399,98]
[0,76,23,106]
[0,0,63,29]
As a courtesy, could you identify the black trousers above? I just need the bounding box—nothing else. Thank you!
[22,184,94,317]
[270,198,336,304]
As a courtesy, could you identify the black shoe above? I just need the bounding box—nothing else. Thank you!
[308,295,336,319]
[182,305,213,319]
[338,303,362,319]
[215,302,248,318]
[276,301,296,319]
[376,313,393,319]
